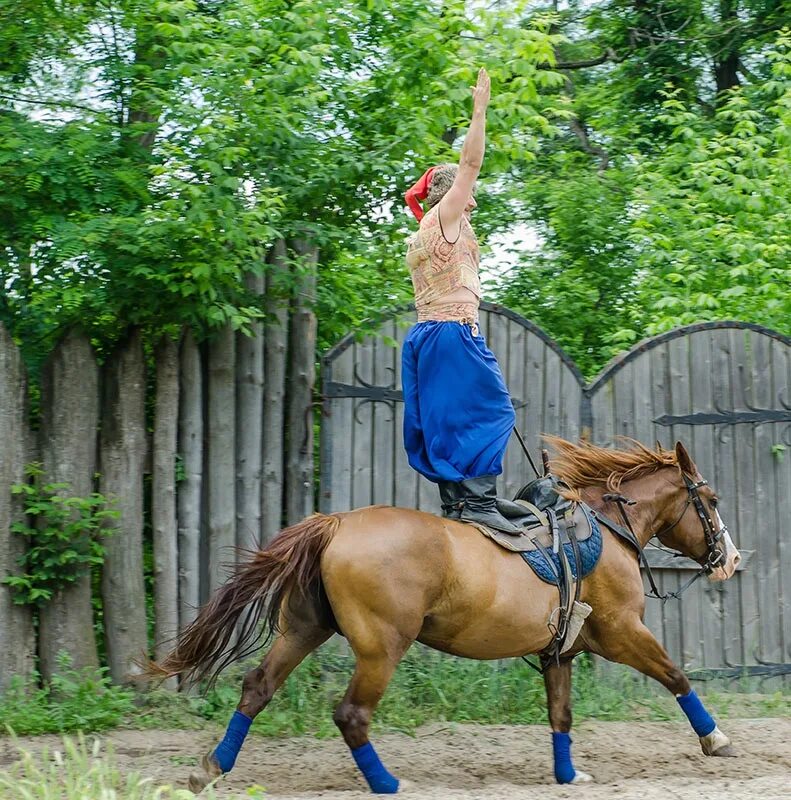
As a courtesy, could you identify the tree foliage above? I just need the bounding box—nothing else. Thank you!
[497,5,790,377]
[0,1,788,375]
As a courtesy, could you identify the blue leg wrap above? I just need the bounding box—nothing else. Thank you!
[676,690,716,737]
[552,731,576,784]
[351,742,399,794]
[213,710,253,773]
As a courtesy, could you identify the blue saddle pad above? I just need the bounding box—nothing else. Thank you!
[520,508,602,585]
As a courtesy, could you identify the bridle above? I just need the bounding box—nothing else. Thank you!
[676,473,727,574]
[598,472,728,602]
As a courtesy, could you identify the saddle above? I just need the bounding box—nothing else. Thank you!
[473,474,597,661]
[477,476,595,554]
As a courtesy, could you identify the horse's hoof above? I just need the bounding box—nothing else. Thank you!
[188,752,223,793]
[700,726,734,757]
[188,771,210,794]
[571,770,593,784]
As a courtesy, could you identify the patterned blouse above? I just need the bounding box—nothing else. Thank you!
[406,205,480,324]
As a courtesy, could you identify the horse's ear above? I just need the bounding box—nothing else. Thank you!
[674,441,695,475]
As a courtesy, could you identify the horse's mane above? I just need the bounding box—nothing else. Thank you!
[545,435,681,492]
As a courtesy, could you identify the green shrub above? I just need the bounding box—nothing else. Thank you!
[0,655,135,735]
[3,463,118,606]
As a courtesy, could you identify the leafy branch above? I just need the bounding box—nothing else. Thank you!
[3,463,118,606]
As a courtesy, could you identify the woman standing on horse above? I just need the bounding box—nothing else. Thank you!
[402,67,531,534]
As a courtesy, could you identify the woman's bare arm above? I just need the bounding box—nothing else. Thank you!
[438,68,490,239]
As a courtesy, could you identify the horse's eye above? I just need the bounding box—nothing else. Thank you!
[710,498,718,509]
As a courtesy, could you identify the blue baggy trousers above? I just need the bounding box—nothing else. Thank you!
[401,321,515,483]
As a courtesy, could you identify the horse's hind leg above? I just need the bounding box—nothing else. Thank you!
[597,617,736,758]
[189,622,332,792]
[543,658,592,784]
[333,622,415,794]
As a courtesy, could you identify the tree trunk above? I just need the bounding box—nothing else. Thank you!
[236,272,265,549]
[100,328,148,684]
[152,334,180,689]
[285,240,318,525]
[261,240,289,542]
[207,324,236,592]
[714,0,741,96]
[0,324,35,690]
[177,329,203,632]
[38,330,100,681]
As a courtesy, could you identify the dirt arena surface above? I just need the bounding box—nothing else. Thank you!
[3,718,790,799]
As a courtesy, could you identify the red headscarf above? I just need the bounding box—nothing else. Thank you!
[404,167,437,222]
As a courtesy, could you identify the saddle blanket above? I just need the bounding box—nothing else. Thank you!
[472,505,603,586]
[521,509,602,585]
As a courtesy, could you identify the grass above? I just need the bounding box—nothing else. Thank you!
[0,648,788,799]
[0,660,136,736]
[0,734,220,800]
[1,645,789,740]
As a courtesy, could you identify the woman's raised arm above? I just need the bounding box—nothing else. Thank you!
[438,68,490,239]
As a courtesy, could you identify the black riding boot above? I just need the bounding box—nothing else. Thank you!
[458,475,525,534]
[438,481,462,519]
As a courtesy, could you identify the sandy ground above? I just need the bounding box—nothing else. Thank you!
[2,719,790,799]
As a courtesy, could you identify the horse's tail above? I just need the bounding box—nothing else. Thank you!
[144,513,341,685]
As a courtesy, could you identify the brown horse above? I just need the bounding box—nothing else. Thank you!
[149,438,741,794]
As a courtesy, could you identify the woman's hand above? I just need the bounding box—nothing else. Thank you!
[471,67,490,113]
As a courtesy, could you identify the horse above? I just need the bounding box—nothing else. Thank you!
[147,437,741,794]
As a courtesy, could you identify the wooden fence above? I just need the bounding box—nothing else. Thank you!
[3,298,790,690]
[321,303,791,682]
[0,242,318,690]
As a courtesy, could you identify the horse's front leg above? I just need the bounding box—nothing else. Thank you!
[543,658,593,784]
[598,618,736,758]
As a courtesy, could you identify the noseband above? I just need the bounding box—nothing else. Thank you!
[677,474,727,574]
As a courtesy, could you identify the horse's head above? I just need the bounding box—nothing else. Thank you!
[654,442,741,581]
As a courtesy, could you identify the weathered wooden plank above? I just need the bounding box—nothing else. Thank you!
[323,339,355,513]
[525,330,547,459]
[668,334,700,669]
[558,363,582,444]
[591,380,615,451]
[484,312,514,497]
[776,337,791,682]
[688,331,723,672]
[610,361,633,443]
[152,334,180,688]
[647,341,671,650]
[633,350,662,642]
[177,330,202,633]
[285,240,318,526]
[729,328,760,666]
[752,331,782,681]
[100,329,149,683]
[38,331,101,681]
[372,323,397,506]
[543,348,562,446]
[0,325,35,689]
[235,273,264,547]
[262,241,289,541]
[206,324,236,595]
[393,314,419,510]
[710,329,743,666]
[351,338,374,509]
[480,306,491,342]
[505,319,528,497]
